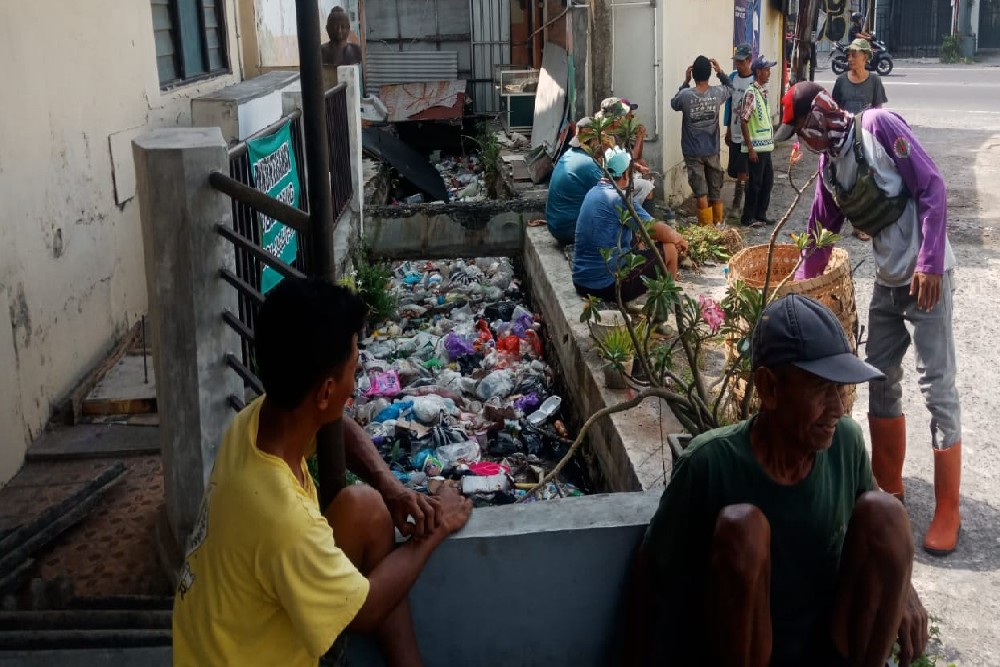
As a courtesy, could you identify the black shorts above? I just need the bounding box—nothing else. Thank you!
[727,144,749,178]
[574,247,661,303]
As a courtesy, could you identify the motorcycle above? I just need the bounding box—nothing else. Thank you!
[831,37,894,76]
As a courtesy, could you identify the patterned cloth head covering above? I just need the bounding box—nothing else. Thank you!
[773,82,853,155]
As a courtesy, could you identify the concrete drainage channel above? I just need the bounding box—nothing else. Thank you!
[338,207,671,667]
[364,199,680,497]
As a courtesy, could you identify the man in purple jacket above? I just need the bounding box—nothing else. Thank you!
[774,82,962,557]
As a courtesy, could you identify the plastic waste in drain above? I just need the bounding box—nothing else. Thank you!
[526,395,562,428]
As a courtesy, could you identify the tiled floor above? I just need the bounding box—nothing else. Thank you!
[1,455,171,599]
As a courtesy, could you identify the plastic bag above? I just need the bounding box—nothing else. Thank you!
[444,332,476,360]
[373,399,414,423]
[411,395,453,424]
[365,370,402,398]
[497,335,520,354]
[476,370,515,400]
[513,393,541,415]
[484,301,518,322]
[435,441,481,467]
[354,398,390,424]
[411,449,444,476]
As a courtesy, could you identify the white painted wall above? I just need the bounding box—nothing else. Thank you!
[241,0,361,71]
[611,0,783,203]
[0,1,244,486]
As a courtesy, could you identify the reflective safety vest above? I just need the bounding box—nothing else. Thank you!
[741,84,774,154]
[827,112,910,236]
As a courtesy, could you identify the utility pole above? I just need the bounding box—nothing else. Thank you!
[295,0,347,508]
[791,0,820,84]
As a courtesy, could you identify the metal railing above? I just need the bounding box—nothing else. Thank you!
[212,111,311,411]
[210,86,356,414]
[325,83,354,220]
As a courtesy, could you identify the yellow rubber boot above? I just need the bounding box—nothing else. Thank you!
[696,206,714,226]
[711,201,724,225]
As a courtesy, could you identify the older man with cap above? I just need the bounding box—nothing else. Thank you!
[774,82,963,558]
[545,117,604,245]
[738,54,779,228]
[572,146,687,301]
[832,39,888,116]
[629,293,929,667]
[597,97,656,205]
[723,43,756,217]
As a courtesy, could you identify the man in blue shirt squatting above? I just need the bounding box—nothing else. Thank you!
[571,146,688,303]
[545,116,604,245]
[629,294,930,667]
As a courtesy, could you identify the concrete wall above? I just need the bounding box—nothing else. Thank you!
[654,0,785,203]
[0,1,244,487]
[594,0,783,202]
[0,491,660,666]
[192,71,302,145]
[347,491,660,666]
[365,200,545,260]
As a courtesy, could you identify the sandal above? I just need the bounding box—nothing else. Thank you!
[852,229,871,241]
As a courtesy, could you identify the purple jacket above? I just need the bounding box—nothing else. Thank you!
[796,110,949,283]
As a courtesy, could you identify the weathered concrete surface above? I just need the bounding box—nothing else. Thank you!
[0,648,170,666]
[190,71,300,145]
[366,199,544,260]
[523,226,681,492]
[347,490,660,666]
[133,128,245,551]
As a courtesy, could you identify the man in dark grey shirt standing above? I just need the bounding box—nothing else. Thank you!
[671,55,734,226]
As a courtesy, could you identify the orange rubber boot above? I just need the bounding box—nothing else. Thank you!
[711,201,724,225]
[696,206,714,226]
[924,443,962,556]
[868,414,906,501]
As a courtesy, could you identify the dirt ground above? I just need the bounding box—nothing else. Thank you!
[674,122,999,665]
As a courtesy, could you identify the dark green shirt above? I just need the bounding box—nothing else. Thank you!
[644,416,874,666]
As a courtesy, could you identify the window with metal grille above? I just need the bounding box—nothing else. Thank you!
[151,0,229,87]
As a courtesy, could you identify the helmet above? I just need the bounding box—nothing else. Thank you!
[851,12,863,22]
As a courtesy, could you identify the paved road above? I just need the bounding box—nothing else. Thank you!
[730,61,1000,666]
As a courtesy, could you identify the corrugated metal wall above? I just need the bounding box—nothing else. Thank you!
[365,52,460,91]
[470,0,510,112]
[363,0,508,112]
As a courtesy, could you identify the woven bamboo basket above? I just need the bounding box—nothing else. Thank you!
[726,244,859,411]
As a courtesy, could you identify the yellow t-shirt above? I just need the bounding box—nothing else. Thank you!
[172,397,369,666]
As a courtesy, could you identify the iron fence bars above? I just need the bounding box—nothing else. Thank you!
[212,109,312,410]
[324,83,354,221]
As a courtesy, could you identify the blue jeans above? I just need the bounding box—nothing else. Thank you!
[865,270,961,449]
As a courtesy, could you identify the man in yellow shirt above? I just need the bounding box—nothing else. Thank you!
[173,277,473,666]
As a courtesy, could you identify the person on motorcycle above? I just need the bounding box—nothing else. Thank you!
[848,11,871,43]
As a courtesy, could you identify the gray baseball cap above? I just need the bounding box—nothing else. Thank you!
[751,294,885,384]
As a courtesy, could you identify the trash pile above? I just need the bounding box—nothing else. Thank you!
[422,132,529,203]
[430,152,484,202]
[351,257,585,506]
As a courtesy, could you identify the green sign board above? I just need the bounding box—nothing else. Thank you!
[248,121,301,294]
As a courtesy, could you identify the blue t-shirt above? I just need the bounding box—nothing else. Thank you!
[572,181,652,289]
[546,148,604,244]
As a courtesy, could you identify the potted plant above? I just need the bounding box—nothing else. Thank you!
[596,325,635,390]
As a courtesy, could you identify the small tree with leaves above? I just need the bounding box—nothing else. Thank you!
[521,122,840,500]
